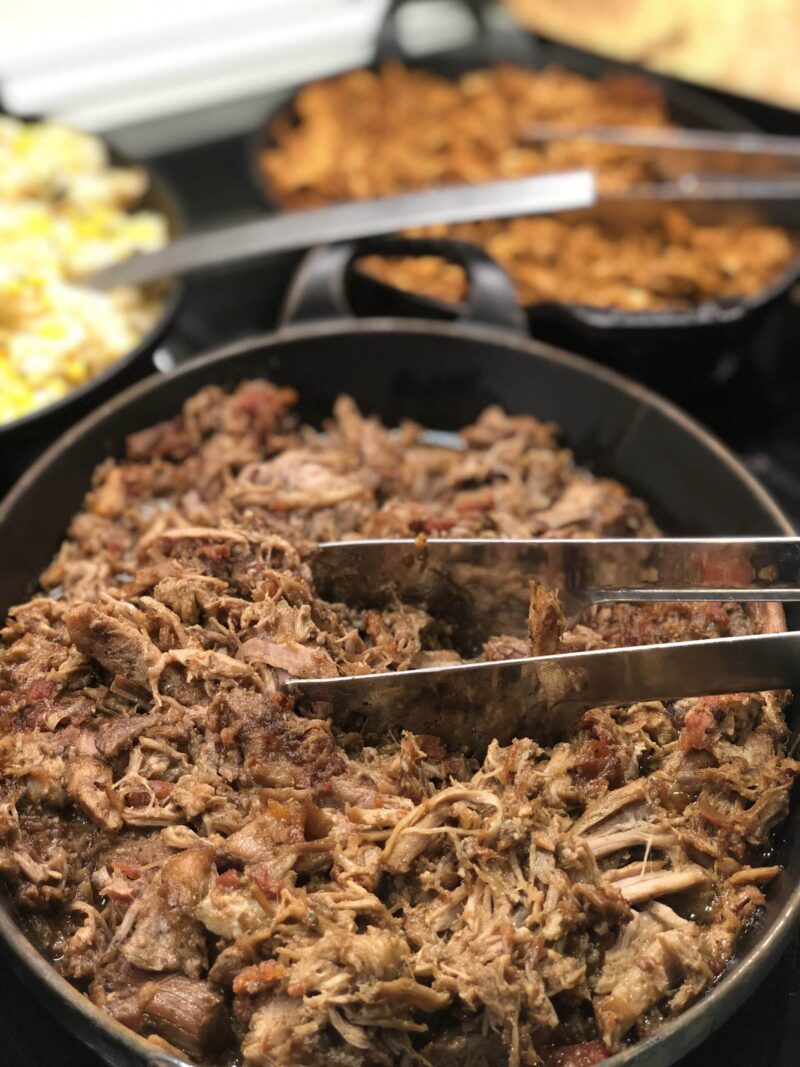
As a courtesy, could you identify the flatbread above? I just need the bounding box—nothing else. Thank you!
[504,0,800,109]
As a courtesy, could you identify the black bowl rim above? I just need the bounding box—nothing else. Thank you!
[0,140,185,439]
[0,317,797,1067]
[247,48,800,333]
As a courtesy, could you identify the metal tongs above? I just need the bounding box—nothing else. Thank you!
[283,537,800,751]
[87,171,595,288]
[88,127,800,290]
[522,124,800,205]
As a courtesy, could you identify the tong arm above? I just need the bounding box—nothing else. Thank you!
[312,537,800,642]
[285,631,800,752]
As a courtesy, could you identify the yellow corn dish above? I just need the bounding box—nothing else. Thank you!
[0,118,169,426]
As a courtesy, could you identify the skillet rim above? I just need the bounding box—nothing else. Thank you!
[2,316,790,533]
[0,316,797,1067]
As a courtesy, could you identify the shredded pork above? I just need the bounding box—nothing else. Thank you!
[0,379,797,1066]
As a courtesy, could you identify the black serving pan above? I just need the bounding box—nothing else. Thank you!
[344,206,800,401]
[0,134,185,484]
[0,245,798,1067]
[248,0,800,399]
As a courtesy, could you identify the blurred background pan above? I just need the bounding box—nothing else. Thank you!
[345,209,800,400]
[248,0,800,399]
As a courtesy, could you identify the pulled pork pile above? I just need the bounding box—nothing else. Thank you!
[0,380,797,1067]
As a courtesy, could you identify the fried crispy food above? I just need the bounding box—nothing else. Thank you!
[261,64,795,312]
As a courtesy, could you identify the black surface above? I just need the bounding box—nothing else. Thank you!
[2,49,800,1067]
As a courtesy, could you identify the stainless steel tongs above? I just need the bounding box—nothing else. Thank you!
[87,171,596,288]
[284,537,800,751]
[521,124,800,203]
[88,126,800,290]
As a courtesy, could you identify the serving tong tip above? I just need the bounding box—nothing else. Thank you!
[285,537,800,750]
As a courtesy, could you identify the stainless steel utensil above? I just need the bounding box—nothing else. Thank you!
[522,124,800,178]
[311,536,800,632]
[284,536,800,750]
[89,139,800,291]
[522,124,800,205]
[285,630,800,751]
[86,170,596,288]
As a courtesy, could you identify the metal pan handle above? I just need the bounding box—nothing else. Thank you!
[376,0,486,65]
[375,0,541,67]
[280,237,526,334]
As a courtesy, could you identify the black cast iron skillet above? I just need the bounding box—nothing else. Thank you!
[0,135,184,490]
[0,248,798,1067]
[248,0,800,398]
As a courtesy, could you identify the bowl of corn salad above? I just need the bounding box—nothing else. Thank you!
[0,118,179,433]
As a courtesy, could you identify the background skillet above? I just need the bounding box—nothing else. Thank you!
[250,0,800,398]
